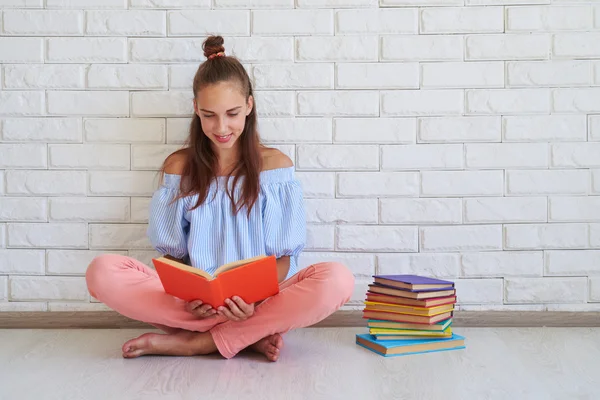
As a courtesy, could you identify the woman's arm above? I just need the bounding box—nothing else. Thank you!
[276,256,290,283]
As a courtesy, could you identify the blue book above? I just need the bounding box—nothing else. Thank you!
[356,333,465,357]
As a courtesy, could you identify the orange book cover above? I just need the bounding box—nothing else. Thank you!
[152,254,279,309]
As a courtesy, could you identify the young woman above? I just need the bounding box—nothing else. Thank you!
[86,36,355,362]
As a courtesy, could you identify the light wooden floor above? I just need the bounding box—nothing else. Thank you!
[1,327,599,400]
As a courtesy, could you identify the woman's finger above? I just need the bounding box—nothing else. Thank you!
[232,296,252,316]
[218,306,239,321]
[224,298,246,319]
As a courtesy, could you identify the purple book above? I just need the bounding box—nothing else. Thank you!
[372,275,454,292]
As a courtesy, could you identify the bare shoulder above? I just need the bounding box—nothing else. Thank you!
[261,147,293,171]
[163,148,189,175]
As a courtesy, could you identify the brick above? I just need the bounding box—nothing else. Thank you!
[254,91,294,118]
[546,304,600,312]
[465,143,548,168]
[132,145,183,170]
[89,224,152,249]
[168,64,198,89]
[269,144,295,161]
[421,62,504,89]
[0,144,47,168]
[0,303,47,312]
[381,198,461,224]
[0,0,42,6]
[7,170,86,195]
[2,118,81,143]
[0,172,3,195]
[466,34,549,60]
[47,37,126,63]
[462,251,543,278]
[337,225,418,252]
[47,250,127,275]
[591,278,600,302]
[49,302,112,312]
[131,197,151,223]
[89,171,158,196]
[337,63,418,89]
[169,10,248,36]
[49,144,130,169]
[3,10,83,35]
[337,172,419,197]
[228,37,294,63]
[48,91,128,116]
[454,279,503,304]
[297,91,378,117]
[508,61,591,87]
[378,253,460,278]
[10,276,88,301]
[595,63,600,85]
[87,64,167,89]
[253,10,331,35]
[421,7,503,34]
[552,143,600,168]
[0,92,44,116]
[84,118,165,143]
[421,171,504,197]
[381,35,462,61]
[127,250,160,267]
[0,276,6,301]
[164,117,188,143]
[130,0,210,7]
[306,225,334,251]
[503,116,587,142]
[87,10,166,36]
[507,6,592,32]
[299,252,375,277]
[553,89,600,113]
[334,118,416,144]
[298,0,376,7]
[464,197,547,224]
[593,224,600,248]
[0,224,5,248]
[50,197,129,222]
[305,199,377,224]
[0,197,47,222]
[4,64,84,89]
[8,223,88,248]
[382,144,463,170]
[505,277,586,304]
[296,172,335,198]
[214,0,292,7]
[466,0,548,4]
[549,197,600,222]
[253,64,333,90]
[0,38,42,63]
[419,116,500,143]
[467,89,550,115]
[46,0,126,8]
[505,223,588,250]
[259,118,332,143]
[383,0,461,4]
[545,250,600,276]
[421,225,502,252]
[130,38,203,62]
[296,36,378,62]
[507,170,588,195]
[336,8,417,34]
[297,145,378,170]
[131,91,193,117]
[553,33,600,59]
[0,250,45,274]
[381,90,463,116]
[593,116,600,141]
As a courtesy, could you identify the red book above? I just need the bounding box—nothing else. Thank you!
[362,310,453,325]
[152,255,279,309]
[366,293,457,308]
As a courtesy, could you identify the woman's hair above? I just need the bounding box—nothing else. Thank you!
[161,35,262,217]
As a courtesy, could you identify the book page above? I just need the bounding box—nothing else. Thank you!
[156,257,213,280]
[214,254,267,276]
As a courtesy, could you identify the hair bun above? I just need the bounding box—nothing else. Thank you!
[203,36,226,59]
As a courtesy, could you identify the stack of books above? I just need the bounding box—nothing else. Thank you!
[355,274,466,357]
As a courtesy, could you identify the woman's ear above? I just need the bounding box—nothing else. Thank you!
[246,95,254,116]
[193,98,199,116]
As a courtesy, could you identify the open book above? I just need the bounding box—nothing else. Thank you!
[152,254,279,309]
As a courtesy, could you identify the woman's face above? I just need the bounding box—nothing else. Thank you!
[194,81,253,151]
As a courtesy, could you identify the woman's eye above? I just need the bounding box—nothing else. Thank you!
[228,113,239,117]
[202,115,213,118]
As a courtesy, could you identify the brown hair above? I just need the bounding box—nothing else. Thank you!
[161,35,262,217]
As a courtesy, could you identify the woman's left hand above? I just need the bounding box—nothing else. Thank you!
[217,296,255,321]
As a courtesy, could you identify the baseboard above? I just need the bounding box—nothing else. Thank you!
[1,310,600,329]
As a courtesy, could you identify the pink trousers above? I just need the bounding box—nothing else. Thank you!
[85,254,355,359]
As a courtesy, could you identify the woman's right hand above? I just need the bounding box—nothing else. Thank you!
[185,300,217,319]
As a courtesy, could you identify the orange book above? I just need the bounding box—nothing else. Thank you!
[362,310,453,325]
[152,254,279,309]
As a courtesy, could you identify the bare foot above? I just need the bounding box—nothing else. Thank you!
[122,330,217,358]
[249,333,284,362]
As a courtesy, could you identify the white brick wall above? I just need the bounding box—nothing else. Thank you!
[1,1,599,312]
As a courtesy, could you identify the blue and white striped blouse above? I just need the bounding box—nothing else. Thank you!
[147,166,306,280]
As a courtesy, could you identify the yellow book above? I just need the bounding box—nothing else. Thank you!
[370,327,452,336]
[363,301,454,317]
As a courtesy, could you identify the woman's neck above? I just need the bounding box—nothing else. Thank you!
[214,145,241,176]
